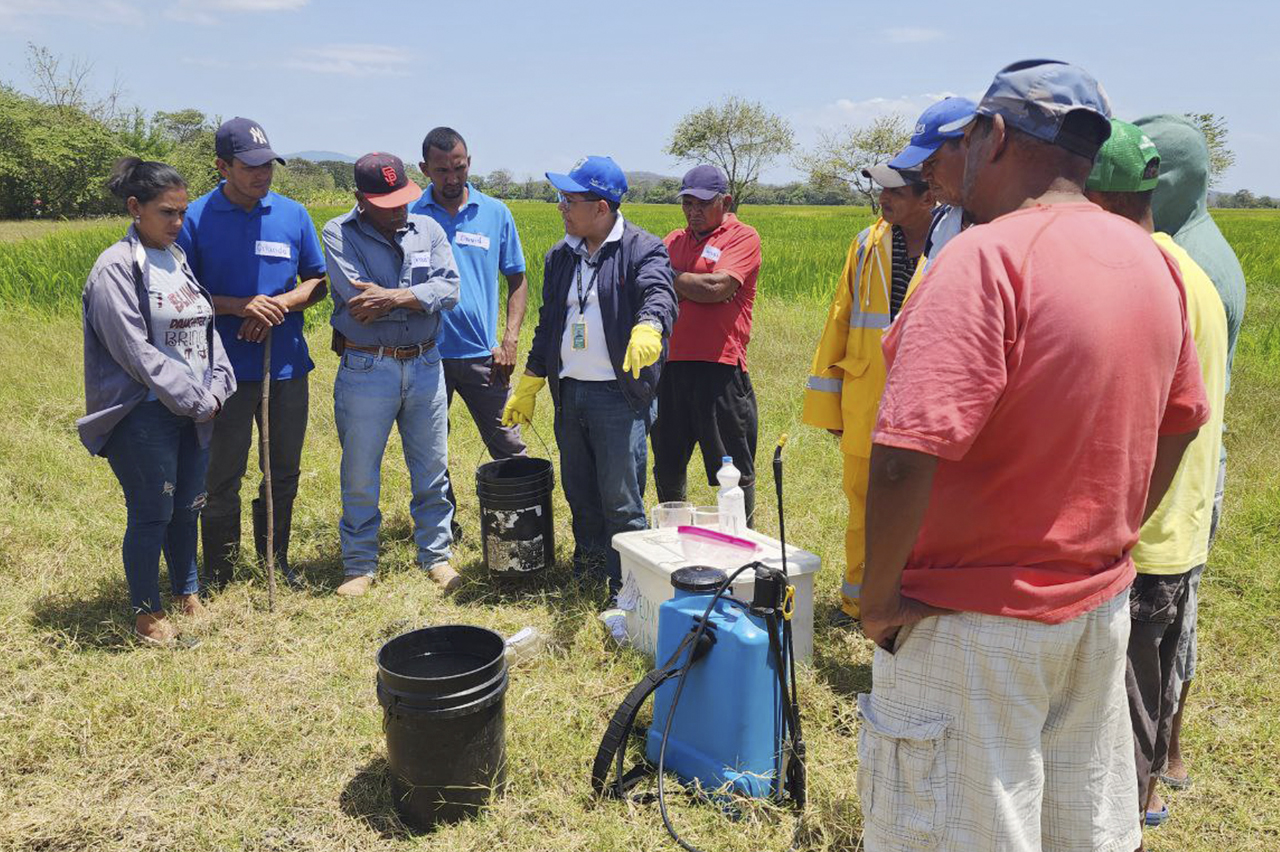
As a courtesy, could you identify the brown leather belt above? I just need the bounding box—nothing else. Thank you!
[344,340,435,360]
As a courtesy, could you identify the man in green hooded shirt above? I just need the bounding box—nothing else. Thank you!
[1133,113,1247,800]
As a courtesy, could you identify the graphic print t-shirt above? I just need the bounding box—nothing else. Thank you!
[145,246,212,397]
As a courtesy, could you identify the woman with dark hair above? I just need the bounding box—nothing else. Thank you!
[78,157,236,647]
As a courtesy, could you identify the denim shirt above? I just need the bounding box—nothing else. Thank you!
[322,207,460,347]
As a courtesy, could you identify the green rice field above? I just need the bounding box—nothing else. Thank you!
[0,203,1277,851]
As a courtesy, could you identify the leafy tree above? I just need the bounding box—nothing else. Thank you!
[154,109,211,146]
[1186,113,1235,187]
[667,96,794,210]
[0,86,125,217]
[486,168,514,198]
[797,114,911,214]
[24,42,123,122]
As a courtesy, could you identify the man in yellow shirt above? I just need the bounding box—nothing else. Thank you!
[801,164,934,621]
[1085,119,1227,841]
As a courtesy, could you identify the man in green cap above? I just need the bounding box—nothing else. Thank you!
[1133,114,1246,799]
[1085,119,1228,842]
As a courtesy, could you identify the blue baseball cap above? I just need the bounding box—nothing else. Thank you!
[888,97,977,170]
[546,155,628,204]
[940,59,1112,158]
[677,164,729,200]
[215,117,285,167]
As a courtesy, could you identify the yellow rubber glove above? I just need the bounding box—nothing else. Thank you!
[501,374,546,427]
[621,322,663,379]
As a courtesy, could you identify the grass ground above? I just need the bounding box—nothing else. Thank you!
[0,217,126,244]
[1,208,1278,851]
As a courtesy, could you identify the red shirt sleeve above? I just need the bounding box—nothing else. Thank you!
[1156,251,1211,435]
[873,239,1015,461]
[712,227,761,285]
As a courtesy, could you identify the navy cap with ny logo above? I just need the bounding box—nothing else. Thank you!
[215,117,286,167]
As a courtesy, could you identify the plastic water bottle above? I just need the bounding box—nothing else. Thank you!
[504,626,548,667]
[716,456,747,536]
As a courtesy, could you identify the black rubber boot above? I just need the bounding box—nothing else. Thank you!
[743,483,757,530]
[253,499,298,587]
[201,515,240,592]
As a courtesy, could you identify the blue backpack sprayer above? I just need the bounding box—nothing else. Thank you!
[592,437,806,851]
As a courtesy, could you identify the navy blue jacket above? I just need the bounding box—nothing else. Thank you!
[527,220,677,411]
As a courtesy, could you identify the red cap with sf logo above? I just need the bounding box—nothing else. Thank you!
[354,152,422,208]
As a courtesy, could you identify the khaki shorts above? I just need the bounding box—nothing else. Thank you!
[857,591,1140,852]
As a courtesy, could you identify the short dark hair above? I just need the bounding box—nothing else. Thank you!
[1090,189,1154,223]
[583,191,621,214]
[422,127,467,160]
[106,157,186,207]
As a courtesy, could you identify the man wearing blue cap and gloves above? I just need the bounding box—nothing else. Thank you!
[889,97,977,288]
[503,156,676,591]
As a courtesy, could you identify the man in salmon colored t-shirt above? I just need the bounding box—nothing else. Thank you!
[854,60,1209,852]
[652,165,762,521]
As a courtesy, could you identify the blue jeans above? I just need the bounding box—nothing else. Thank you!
[334,348,452,577]
[553,379,653,589]
[103,401,208,614]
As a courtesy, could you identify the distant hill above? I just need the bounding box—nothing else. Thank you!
[287,150,356,163]
[627,170,676,186]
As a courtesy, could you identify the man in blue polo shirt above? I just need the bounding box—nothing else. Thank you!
[411,127,528,532]
[178,117,327,590]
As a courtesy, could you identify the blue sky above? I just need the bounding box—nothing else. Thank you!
[2,0,1277,194]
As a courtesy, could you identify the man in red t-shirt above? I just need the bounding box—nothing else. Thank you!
[652,165,762,521]
[855,60,1209,852]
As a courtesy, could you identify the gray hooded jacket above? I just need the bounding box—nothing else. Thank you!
[1135,114,1246,391]
[78,225,236,455]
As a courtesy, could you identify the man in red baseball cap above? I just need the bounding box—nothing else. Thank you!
[321,152,462,598]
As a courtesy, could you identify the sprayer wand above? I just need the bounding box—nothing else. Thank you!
[773,434,788,578]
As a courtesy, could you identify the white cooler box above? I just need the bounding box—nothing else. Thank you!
[612,528,822,661]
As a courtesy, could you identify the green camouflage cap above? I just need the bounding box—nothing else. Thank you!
[1087,119,1161,192]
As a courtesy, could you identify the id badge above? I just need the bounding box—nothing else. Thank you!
[571,320,588,351]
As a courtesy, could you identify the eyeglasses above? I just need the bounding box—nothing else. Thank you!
[557,193,598,207]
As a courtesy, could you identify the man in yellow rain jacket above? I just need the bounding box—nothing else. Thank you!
[802,164,934,621]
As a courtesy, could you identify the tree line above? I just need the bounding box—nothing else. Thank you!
[0,45,1252,220]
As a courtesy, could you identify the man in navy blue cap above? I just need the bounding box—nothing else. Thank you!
[857,60,1207,851]
[180,117,328,591]
[322,152,461,598]
[889,97,976,284]
[653,164,762,526]
[502,156,676,591]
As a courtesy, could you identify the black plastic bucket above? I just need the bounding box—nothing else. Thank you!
[475,457,554,577]
[376,625,508,830]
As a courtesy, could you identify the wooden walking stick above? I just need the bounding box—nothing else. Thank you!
[261,329,276,612]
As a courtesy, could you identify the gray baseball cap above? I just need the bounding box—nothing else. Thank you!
[941,59,1113,158]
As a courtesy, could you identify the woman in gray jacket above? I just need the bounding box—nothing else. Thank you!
[78,158,236,647]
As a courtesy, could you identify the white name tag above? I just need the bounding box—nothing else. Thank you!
[255,240,291,259]
[455,231,491,250]
[409,251,432,268]
[700,245,722,263]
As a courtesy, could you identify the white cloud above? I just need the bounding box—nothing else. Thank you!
[793,92,960,137]
[165,0,309,25]
[280,44,414,78]
[0,0,142,28]
[883,27,945,44]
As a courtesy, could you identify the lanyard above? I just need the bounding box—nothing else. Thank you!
[575,256,599,316]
